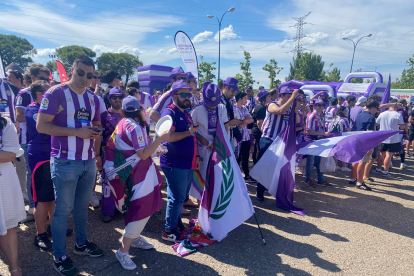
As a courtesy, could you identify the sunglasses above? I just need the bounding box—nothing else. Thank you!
[76,69,94,79]
[37,76,51,83]
[315,104,325,107]
[177,93,192,98]
[177,77,188,81]
[128,88,141,95]
[110,95,123,100]
[93,76,98,79]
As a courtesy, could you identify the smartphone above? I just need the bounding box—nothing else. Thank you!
[93,127,104,132]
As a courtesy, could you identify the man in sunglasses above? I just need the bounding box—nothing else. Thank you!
[127,81,154,135]
[159,80,200,243]
[99,87,125,222]
[14,63,51,215]
[7,70,23,91]
[102,70,122,108]
[150,67,188,123]
[37,55,104,275]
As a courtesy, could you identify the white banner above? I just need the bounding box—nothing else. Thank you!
[0,54,5,78]
[174,31,199,81]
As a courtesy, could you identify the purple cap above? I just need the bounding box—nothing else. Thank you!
[186,71,196,80]
[107,87,126,101]
[122,95,142,111]
[202,81,221,107]
[279,86,293,94]
[257,89,269,101]
[170,79,192,95]
[223,77,239,92]
[314,99,325,105]
[169,66,186,81]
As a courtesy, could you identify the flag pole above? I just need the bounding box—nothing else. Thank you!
[253,212,266,245]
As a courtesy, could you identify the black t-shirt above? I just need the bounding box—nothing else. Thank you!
[251,103,267,136]
[410,110,414,129]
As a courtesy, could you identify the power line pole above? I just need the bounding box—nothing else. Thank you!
[290,12,311,57]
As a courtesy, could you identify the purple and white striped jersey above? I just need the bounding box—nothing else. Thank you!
[39,84,101,161]
[306,111,325,140]
[15,87,34,144]
[140,92,153,124]
[152,90,172,115]
[0,80,16,123]
[324,106,337,130]
[261,102,291,141]
[328,116,350,133]
[245,95,257,113]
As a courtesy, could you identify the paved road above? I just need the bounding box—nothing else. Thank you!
[1,156,414,276]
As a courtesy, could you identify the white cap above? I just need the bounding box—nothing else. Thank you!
[356,96,367,106]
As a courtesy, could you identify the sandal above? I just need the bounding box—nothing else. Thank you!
[10,268,22,276]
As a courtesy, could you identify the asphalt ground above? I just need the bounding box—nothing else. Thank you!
[1,154,414,276]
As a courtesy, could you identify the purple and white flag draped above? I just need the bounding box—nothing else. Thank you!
[297,130,399,163]
[250,100,305,215]
[380,74,391,112]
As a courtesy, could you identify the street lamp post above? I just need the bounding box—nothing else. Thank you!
[207,7,235,82]
[342,34,372,73]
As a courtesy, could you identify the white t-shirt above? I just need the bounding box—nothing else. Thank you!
[376,110,404,144]
[191,103,229,144]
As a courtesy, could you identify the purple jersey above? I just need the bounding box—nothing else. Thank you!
[15,87,34,144]
[306,111,325,140]
[25,102,51,171]
[245,95,257,113]
[101,108,122,147]
[39,84,100,160]
[324,106,337,130]
[153,90,173,114]
[328,116,350,133]
[0,79,16,122]
[261,102,291,141]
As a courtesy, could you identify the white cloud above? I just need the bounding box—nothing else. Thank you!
[167,47,178,55]
[192,31,213,43]
[156,49,165,55]
[303,32,329,45]
[34,48,56,57]
[116,45,142,56]
[165,35,172,39]
[214,25,237,41]
[92,45,114,55]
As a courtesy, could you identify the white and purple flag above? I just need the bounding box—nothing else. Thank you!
[380,74,391,112]
[250,100,304,215]
[198,116,254,241]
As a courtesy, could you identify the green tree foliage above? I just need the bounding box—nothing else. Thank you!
[286,52,325,81]
[237,49,256,89]
[262,58,283,89]
[46,61,57,74]
[321,63,342,82]
[0,34,36,71]
[198,55,216,88]
[350,68,363,83]
[96,52,143,85]
[56,45,96,71]
[393,54,414,89]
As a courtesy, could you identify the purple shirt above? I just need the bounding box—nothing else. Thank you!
[15,87,34,144]
[245,95,257,113]
[397,108,409,124]
[39,84,100,160]
[0,79,16,123]
[261,102,290,141]
[25,102,51,171]
[160,104,195,169]
[306,111,325,140]
[324,106,337,130]
[350,106,363,131]
[101,108,122,147]
[153,91,173,114]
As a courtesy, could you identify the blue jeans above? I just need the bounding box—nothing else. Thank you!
[162,167,193,231]
[51,157,96,259]
[21,144,34,208]
[305,155,324,183]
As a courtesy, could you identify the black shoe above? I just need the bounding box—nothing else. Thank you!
[53,256,79,276]
[100,214,112,223]
[34,232,53,251]
[356,183,372,191]
[348,179,357,185]
[177,219,190,233]
[47,225,73,238]
[244,176,256,183]
[256,192,265,202]
[73,240,104,257]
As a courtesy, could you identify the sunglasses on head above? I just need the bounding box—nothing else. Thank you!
[37,76,51,83]
[177,92,192,98]
[76,69,94,79]
[177,77,188,81]
[110,95,123,100]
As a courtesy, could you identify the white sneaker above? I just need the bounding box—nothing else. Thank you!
[96,171,103,184]
[116,250,136,270]
[341,167,351,172]
[22,192,29,202]
[28,207,34,215]
[131,236,154,250]
[90,192,100,208]
[400,163,406,169]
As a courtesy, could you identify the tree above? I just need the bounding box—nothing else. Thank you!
[238,49,256,89]
[46,61,57,75]
[321,63,341,82]
[286,52,325,81]
[350,68,363,83]
[394,54,414,89]
[0,34,36,72]
[262,58,283,89]
[96,52,143,85]
[56,45,96,71]
[198,55,216,88]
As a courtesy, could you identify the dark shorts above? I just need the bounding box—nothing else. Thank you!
[371,146,379,159]
[380,142,401,153]
[409,128,414,142]
[33,161,55,203]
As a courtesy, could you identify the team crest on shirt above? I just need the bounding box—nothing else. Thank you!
[90,99,94,105]
[138,135,143,142]
[40,98,49,110]
[33,113,38,122]
[6,90,10,96]
[16,96,22,105]
[67,98,73,102]
[209,114,217,126]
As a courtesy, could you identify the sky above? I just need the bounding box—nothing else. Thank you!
[1,0,413,88]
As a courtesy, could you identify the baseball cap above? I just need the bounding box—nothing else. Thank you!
[279,86,293,94]
[257,89,269,101]
[356,96,367,106]
[245,86,253,90]
[398,98,407,105]
[202,81,221,107]
[122,95,142,111]
[223,77,239,92]
[170,79,192,95]
[314,99,325,105]
[107,87,125,101]
[169,67,186,81]
[186,71,196,80]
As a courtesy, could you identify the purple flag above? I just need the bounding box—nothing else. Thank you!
[380,74,391,112]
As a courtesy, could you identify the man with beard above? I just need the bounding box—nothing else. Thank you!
[102,70,122,108]
[99,87,125,222]
[159,80,200,242]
